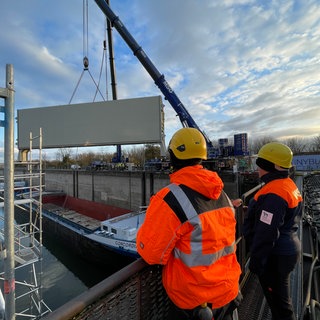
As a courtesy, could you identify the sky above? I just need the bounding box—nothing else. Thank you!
[0,0,320,161]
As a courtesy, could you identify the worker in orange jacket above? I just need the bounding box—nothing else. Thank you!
[136,128,242,320]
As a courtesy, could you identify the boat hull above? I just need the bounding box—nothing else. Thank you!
[41,212,137,267]
[15,193,139,268]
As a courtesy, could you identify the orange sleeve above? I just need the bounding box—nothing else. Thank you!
[136,189,181,265]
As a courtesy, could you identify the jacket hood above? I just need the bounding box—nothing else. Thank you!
[169,165,224,200]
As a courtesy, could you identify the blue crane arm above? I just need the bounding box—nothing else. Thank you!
[94,0,213,149]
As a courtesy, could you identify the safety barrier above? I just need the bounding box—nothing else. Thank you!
[299,173,320,320]
[43,258,174,320]
[43,173,320,320]
[42,184,261,320]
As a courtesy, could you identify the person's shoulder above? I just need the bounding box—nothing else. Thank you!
[153,184,174,198]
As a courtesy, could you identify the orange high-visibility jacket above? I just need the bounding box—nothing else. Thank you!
[136,165,241,309]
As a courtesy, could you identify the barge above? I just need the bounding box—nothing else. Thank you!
[18,193,145,267]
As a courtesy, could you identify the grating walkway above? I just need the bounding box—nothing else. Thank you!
[238,272,272,320]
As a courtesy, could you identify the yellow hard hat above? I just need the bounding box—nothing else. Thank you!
[258,142,293,168]
[169,128,207,160]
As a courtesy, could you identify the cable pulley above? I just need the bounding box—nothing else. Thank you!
[83,56,89,70]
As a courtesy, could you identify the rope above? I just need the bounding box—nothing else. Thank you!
[83,0,88,59]
[94,35,108,102]
[69,0,107,104]
[88,69,105,101]
[69,70,85,104]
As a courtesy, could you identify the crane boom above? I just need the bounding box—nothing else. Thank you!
[94,0,214,153]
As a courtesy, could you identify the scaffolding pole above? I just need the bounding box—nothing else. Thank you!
[1,64,50,319]
[1,64,15,319]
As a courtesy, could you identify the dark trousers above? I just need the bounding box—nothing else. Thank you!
[169,292,242,320]
[258,254,299,320]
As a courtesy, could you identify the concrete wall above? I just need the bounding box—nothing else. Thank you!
[44,170,171,211]
[43,169,241,211]
[10,167,242,211]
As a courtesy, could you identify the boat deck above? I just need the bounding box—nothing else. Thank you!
[43,203,101,231]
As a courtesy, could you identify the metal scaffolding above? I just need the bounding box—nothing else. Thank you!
[0,64,51,319]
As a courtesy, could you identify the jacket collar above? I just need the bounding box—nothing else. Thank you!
[261,170,289,184]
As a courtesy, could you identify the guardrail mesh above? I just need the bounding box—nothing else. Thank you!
[43,172,318,320]
[73,264,173,320]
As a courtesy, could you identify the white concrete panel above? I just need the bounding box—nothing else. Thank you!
[17,96,163,149]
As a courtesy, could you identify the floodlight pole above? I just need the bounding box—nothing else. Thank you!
[0,64,16,320]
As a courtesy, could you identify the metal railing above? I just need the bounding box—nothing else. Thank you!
[43,173,320,320]
[299,173,320,320]
[42,189,255,320]
[43,259,173,320]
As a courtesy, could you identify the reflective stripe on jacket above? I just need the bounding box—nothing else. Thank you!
[136,165,241,309]
[168,183,236,268]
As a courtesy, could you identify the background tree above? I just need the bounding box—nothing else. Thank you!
[56,148,72,168]
[250,136,276,154]
[282,137,307,154]
[77,152,97,168]
[127,146,145,168]
[311,135,320,152]
[144,144,161,161]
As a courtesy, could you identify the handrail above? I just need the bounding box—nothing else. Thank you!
[240,182,263,205]
[43,258,148,320]
[41,173,320,320]
[299,173,320,320]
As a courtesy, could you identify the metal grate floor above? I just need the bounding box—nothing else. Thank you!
[238,272,272,320]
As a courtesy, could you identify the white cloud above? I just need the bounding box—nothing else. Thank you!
[0,0,319,154]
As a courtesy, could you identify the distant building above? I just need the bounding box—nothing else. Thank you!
[234,133,249,156]
[213,133,249,158]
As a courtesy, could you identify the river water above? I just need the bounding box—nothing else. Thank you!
[0,207,126,313]
[41,234,113,311]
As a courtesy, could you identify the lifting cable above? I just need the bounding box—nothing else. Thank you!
[83,0,89,61]
[93,21,109,101]
[69,0,106,104]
